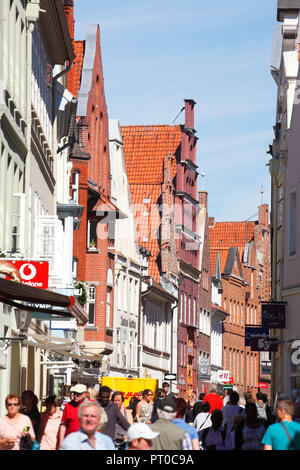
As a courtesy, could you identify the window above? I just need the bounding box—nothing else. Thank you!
[289,190,297,256]
[11,193,25,252]
[72,171,79,203]
[87,219,98,249]
[106,287,112,328]
[72,258,78,280]
[87,286,96,325]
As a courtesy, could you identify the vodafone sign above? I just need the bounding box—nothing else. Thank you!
[0,260,49,289]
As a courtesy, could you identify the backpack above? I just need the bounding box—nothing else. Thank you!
[202,424,228,450]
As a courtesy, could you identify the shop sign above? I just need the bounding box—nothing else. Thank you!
[1,260,49,289]
[261,302,286,329]
[198,359,211,380]
[258,382,268,389]
[164,373,177,381]
[250,337,278,352]
[217,370,230,383]
[245,327,269,347]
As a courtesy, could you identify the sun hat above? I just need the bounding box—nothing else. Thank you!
[127,423,160,442]
[70,384,87,394]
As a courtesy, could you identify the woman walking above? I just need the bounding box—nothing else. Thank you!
[235,402,266,450]
[135,389,153,424]
[0,394,35,450]
[111,391,133,442]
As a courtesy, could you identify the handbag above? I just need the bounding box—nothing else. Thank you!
[20,434,33,450]
[280,422,300,450]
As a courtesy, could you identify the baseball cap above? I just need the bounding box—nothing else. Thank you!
[70,384,87,394]
[156,395,176,412]
[127,423,160,442]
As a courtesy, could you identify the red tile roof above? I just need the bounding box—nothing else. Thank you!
[121,125,182,282]
[210,221,255,275]
[68,40,85,99]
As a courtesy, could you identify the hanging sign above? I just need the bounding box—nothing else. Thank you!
[261,302,286,329]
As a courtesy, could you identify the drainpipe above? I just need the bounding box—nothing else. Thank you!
[171,299,178,394]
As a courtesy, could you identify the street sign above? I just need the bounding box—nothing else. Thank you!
[258,382,268,389]
[261,302,286,329]
[250,337,278,352]
[164,373,177,381]
[245,327,269,347]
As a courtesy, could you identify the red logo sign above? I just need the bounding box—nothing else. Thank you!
[0,260,49,289]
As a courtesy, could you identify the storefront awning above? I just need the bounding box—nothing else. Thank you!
[0,277,88,325]
[22,333,97,361]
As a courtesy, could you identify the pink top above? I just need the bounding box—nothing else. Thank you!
[38,409,63,450]
[0,414,35,450]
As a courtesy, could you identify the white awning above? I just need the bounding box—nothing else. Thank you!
[22,333,96,360]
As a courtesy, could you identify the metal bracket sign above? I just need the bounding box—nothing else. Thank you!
[164,373,177,381]
[261,302,286,329]
[250,336,278,352]
[245,327,269,347]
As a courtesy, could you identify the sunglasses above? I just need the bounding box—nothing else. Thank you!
[7,403,19,407]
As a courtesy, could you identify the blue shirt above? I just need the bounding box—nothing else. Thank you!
[61,429,115,450]
[262,420,300,450]
[173,418,199,442]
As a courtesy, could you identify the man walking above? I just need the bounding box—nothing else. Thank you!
[60,401,115,450]
[57,384,88,449]
[202,384,224,414]
[149,396,192,450]
[262,400,300,450]
[97,386,130,441]
[127,423,160,450]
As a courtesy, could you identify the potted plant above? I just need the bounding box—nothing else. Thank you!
[89,239,97,249]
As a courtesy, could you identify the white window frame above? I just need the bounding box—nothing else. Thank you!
[12,193,25,253]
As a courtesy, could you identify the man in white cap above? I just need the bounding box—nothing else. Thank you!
[127,423,160,450]
[57,384,89,449]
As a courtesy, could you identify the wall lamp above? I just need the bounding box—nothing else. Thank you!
[0,309,33,350]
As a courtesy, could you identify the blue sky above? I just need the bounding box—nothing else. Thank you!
[75,0,278,222]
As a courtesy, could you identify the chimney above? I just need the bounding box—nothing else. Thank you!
[77,117,89,150]
[209,217,215,228]
[63,0,75,42]
[184,99,196,130]
[198,191,208,210]
[258,204,269,227]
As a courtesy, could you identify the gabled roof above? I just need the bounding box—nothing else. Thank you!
[121,125,181,183]
[209,221,255,275]
[121,125,182,282]
[68,40,85,99]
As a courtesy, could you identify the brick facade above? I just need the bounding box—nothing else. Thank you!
[65,4,116,356]
[209,205,271,397]
[176,100,201,400]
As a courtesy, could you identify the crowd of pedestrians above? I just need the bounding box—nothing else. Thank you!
[1,384,300,451]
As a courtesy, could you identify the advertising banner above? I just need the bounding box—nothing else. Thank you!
[0,259,49,289]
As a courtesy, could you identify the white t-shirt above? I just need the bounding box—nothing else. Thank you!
[194,412,212,432]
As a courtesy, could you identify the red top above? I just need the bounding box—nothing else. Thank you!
[202,393,224,414]
[61,401,80,436]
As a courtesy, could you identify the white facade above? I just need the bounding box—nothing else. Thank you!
[108,119,142,377]
[269,2,300,400]
[0,0,82,413]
